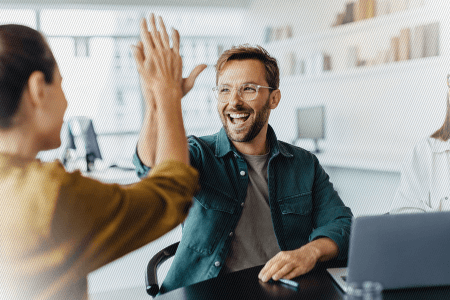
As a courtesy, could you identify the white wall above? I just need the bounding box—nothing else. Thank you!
[243,0,450,216]
[1,0,250,8]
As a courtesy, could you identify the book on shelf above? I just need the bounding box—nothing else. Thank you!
[323,54,332,71]
[390,0,408,13]
[295,60,306,75]
[281,25,293,40]
[281,52,297,76]
[410,24,425,59]
[334,12,346,26]
[274,27,284,41]
[365,0,376,19]
[263,26,272,43]
[386,36,400,62]
[347,46,359,68]
[423,22,440,57]
[354,0,365,21]
[353,1,361,21]
[269,27,277,43]
[305,52,329,75]
[343,2,355,24]
[376,0,390,16]
[407,0,425,9]
[398,28,411,61]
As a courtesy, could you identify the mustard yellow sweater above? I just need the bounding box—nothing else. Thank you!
[0,154,198,300]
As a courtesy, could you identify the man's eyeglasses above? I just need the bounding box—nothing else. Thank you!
[212,83,274,103]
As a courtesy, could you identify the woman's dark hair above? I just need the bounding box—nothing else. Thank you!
[0,24,56,128]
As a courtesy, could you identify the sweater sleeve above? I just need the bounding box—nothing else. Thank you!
[52,160,199,274]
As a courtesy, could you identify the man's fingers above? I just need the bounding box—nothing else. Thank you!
[182,64,207,95]
[158,15,170,49]
[131,45,144,69]
[172,28,180,55]
[136,41,145,59]
[259,256,285,282]
[282,266,305,280]
[272,263,295,281]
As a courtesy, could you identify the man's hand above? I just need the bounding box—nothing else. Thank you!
[258,237,339,282]
[258,245,320,282]
[182,64,207,96]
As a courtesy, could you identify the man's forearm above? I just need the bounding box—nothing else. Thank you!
[307,237,339,262]
[137,107,157,168]
[154,89,189,166]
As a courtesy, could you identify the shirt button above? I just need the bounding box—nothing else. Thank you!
[229,232,233,237]
[240,171,246,176]
[241,202,245,207]
[215,261,221,267]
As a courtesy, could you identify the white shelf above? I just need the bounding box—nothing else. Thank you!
[264,2,442,49]
[315,151,401,173]
[279,55,445,85]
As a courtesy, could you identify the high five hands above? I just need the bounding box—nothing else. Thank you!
[131,13,207,106]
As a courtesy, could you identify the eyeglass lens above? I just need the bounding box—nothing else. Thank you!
[215,84,258,102]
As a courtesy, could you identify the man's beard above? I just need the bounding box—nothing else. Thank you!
[220,97,271,143]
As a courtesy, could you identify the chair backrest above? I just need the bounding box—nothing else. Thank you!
[146,241,179,297]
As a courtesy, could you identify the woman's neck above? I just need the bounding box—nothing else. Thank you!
[0,128,39,159]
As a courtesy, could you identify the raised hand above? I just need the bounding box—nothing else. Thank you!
[132,14,183,107]
[132,15,206,101]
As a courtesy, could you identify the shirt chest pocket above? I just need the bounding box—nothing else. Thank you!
[277,192,313,244]
[181,184,236,255]
[278,191,313,215]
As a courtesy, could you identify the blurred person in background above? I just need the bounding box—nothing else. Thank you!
[390,75,450,213]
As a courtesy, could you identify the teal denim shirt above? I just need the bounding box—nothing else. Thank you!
[133,125,353,294]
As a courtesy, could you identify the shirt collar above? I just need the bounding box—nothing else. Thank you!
[215,125,293,158]
[429,137,450,153]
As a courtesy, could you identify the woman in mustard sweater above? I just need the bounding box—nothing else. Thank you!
[0,15,203,300]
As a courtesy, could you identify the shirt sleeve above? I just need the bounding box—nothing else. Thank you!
[133,137,200,179]
[52,160,199,274]
[390,141,432,214]
[133,147,151,178]
[308,156,353,260]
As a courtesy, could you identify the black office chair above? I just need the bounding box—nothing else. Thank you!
[145,241,179,297]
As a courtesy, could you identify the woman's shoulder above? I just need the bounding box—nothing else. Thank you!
[423,137,450,154]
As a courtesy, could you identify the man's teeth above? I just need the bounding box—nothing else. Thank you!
[229,113,249,119]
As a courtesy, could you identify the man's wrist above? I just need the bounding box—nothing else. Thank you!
[304,241,322,261]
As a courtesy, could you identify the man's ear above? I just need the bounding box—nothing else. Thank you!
[269,89,281,109]
[27,71,46,108]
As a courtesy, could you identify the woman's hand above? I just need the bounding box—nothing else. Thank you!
[132,14,206,106]
[132,14,183,108]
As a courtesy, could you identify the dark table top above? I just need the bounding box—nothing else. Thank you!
[157,260,450,300]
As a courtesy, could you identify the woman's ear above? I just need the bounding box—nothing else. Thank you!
[27,71,46,108]
[269,89,281,109]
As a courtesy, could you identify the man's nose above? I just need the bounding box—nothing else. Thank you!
[228,88,243,107]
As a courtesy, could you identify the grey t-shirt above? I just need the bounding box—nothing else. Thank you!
[222,152,280,274]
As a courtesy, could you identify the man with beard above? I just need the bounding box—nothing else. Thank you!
[133,45,353,294]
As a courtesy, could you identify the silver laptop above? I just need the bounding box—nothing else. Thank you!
[328,212,450,292]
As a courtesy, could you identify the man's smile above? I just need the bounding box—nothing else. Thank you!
[227,112,250,126]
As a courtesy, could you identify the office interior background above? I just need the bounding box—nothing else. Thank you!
[2,0,449,299]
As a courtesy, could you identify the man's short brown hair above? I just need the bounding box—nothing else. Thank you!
[215,44,279,90]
